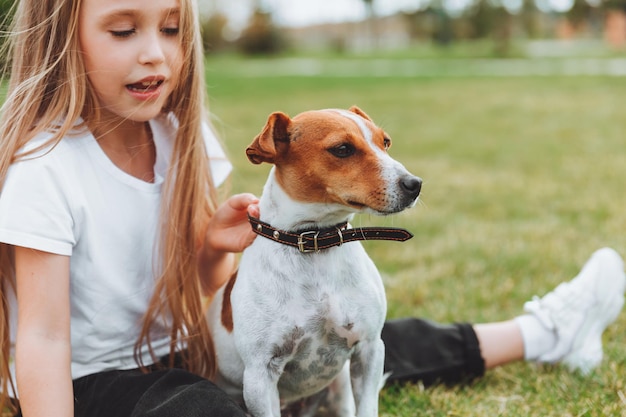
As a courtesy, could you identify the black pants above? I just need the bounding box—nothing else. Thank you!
[14,318,485,417]
[382,318,485,386]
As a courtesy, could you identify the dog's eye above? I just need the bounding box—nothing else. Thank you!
[328,144,355,158]
[383,137,391,150]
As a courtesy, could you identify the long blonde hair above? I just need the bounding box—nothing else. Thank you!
[0,0,218,411]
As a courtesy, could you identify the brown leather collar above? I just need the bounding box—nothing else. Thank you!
[248,215,413,253]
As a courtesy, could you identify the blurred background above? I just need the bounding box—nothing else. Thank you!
[195,0,626,57]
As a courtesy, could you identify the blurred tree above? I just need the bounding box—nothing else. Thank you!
[361,0,376,49]
[237,9,286,55]
[433,8,454,45]
[604,0,626,9]
[466,0,514,55]
[492,7,513,56]
[402,10,437,40]
[520,0,543,38]
[567,0,603,36]
[428,0,456,45]
[201,12,230,53]
[467,0,498,38]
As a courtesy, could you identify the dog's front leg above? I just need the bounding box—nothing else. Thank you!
[320,362,356,416]
[242,365,281,417]
[350,339,385,417]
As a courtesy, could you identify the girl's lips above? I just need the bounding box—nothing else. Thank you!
[126,79,164,100]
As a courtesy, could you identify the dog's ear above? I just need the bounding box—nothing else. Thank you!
[246,112,291,165]
[349,106,373,122]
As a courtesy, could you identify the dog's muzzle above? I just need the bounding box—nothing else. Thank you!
[388,174,422,212]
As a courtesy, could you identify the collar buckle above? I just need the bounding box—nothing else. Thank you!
[298,230,320,253]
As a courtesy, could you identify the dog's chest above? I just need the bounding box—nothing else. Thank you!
[234,240,386,400]
[272,291,364,398]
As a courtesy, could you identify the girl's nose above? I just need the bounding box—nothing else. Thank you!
[138,33,166,65]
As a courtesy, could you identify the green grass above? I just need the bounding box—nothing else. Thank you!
[206,54,626,416]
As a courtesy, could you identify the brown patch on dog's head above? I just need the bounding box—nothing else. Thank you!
[220,270,238,333]
[245,106,421,214]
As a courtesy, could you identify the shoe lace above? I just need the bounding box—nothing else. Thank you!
[525,281,595,331]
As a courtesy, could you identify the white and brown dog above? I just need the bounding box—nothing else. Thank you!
[208,106,422,417]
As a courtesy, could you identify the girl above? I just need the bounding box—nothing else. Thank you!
[0,0,257,415]
[0,0,624,416]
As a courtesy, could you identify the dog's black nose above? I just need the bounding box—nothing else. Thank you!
[401,176,422,197]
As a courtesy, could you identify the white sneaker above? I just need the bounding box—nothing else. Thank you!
[523,247,625,374]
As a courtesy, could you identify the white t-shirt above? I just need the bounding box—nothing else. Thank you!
[0,113,232,395]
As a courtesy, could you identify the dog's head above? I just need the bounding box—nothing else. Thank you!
[246,106,421,215]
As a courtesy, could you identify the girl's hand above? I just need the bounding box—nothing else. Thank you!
[198,193,259,295]
[204,193,260,254]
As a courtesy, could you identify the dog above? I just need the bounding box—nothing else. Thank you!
[207,106,422,417]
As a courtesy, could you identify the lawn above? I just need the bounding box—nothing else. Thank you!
[205,54,626,416]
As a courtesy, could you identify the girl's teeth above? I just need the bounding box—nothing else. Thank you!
[127,80,161,92]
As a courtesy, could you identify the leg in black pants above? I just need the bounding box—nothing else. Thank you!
[70,367,245,417]
[382,318,485,386]
[14,367,246,417]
